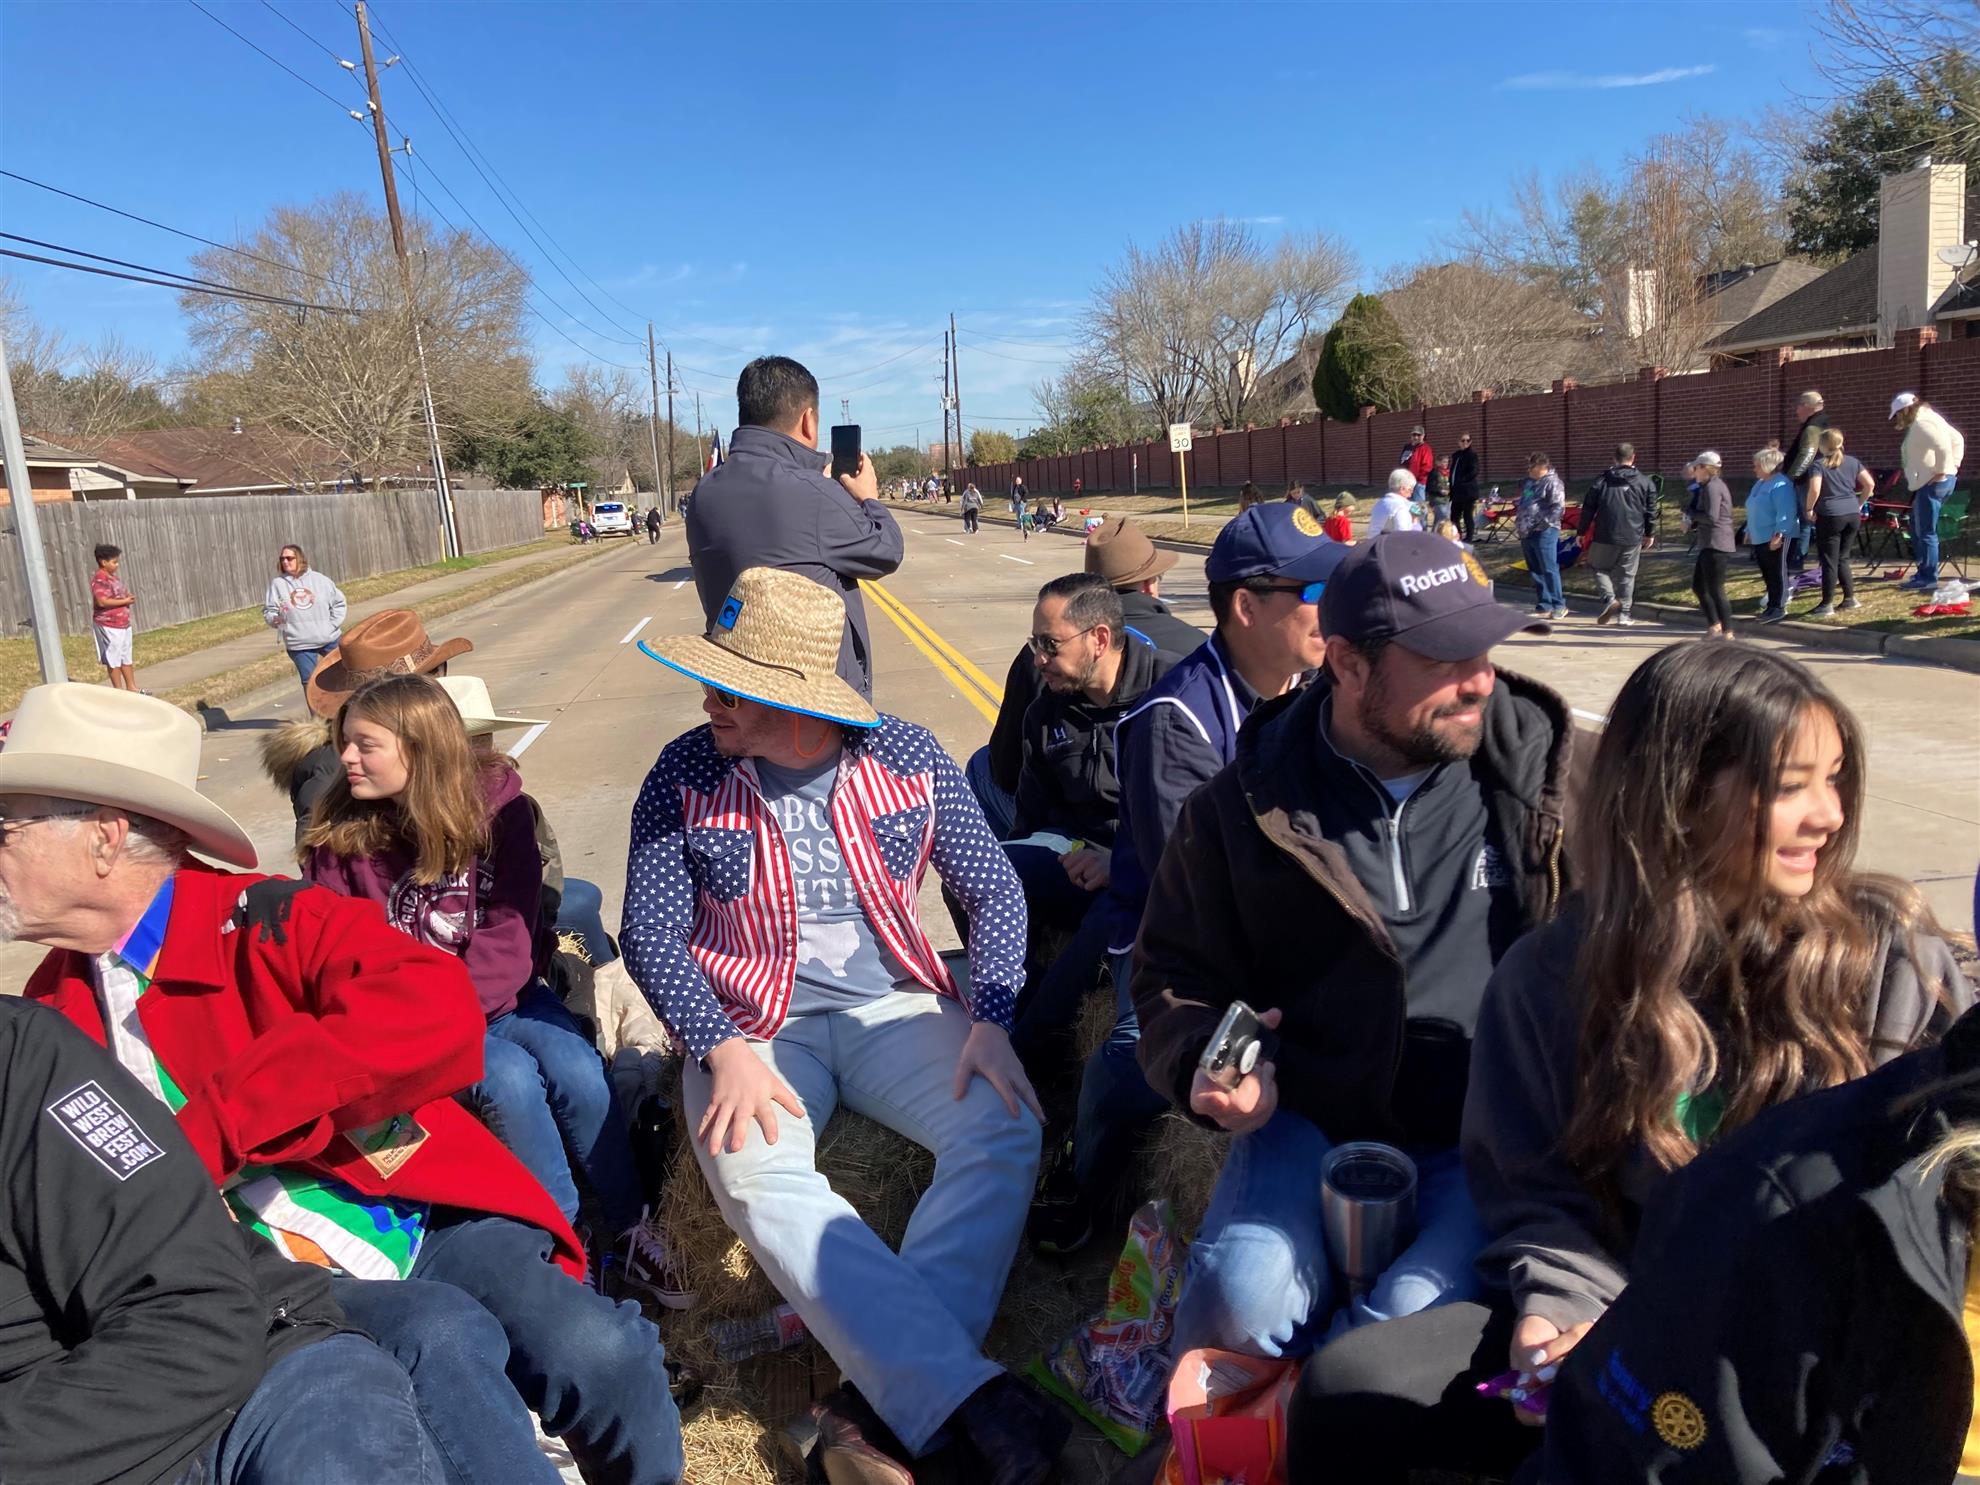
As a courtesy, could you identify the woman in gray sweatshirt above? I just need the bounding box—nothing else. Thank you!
[262,543,348,689]
[1285,640,1972,1485]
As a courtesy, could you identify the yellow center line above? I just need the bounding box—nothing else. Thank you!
[861,581,1004,724]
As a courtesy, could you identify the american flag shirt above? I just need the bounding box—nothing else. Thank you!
[622,715,1027,1060]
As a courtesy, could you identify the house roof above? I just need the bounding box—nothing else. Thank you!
[1700,258,1831,329]
[94,428,422,493]
[1709,247,1879,352]
[1933,264,1980,319]
[19,434,97,466]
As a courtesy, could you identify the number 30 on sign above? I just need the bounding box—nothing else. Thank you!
[1168,423,1193,453]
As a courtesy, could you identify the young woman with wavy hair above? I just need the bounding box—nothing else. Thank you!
[302,674,683,1304]
[1285,640,1971,1485]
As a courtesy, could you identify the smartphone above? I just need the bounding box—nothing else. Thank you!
[1198,1000,1267,1091]
[830,424,861,480]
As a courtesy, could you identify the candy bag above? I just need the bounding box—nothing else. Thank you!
[1161,1347,1300,1485]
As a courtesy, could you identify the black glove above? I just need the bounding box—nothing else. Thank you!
[232,878,312,947]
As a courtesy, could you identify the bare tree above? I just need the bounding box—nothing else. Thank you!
[1820,0,1980,152]
[1,279,167,445]
[1383,260,1589,402]
[181,192,534,487]
[1085,221,1356,430]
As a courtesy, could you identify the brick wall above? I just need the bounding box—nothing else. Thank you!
[957,327,1980,495]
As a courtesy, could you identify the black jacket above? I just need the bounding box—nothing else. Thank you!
[1450,445,1482,496]
[986,592,1204,798]
[0,998,346,1485]
[1010,635,1172,849]
[1134,668,1574,1150]
[684,424,904,699]
[1579,463,1659,548]
[1536,999,1980,1485]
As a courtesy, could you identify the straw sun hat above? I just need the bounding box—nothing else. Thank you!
[0,684,257,867]
[638,567,880,729]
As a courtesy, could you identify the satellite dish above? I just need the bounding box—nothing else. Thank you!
[1936,242,1977,267]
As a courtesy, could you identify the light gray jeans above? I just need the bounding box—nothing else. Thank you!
[683,992,1041,1452]
[1587,540,1643,613]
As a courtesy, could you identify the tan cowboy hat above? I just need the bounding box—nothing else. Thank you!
[1084,515,1178,588]
[436,675,545,736]
[639,567,880,729]
[0,685,257,868]
[305,609,473,719]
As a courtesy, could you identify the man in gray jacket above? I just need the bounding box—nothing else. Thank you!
[687,357,903,700]
[1577,443,1658,627]
[261,543,347,690]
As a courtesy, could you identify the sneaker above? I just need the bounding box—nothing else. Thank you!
[1752,596,1773,616]
[1550,608,1570,620]
[618,1207,696,1310]
[1596,600,1622,625]
[1530,606,1551,617]
[1027,1134,1093,1255]
[1900,575,1934,590]
[1839,597,1863,611]
[1759,607,1788,624]
[953,1375,1072,1485]
[1807,604,1837,619]
[1616,613,1637,627]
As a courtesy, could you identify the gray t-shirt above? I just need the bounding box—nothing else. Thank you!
[754,756,914,1015]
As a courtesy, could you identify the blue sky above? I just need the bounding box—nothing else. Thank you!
[1,0,1817,449]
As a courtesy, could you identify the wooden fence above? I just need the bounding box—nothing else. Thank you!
[0,487,542,636]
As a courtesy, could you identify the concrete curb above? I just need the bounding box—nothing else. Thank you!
[887,502,1980,675]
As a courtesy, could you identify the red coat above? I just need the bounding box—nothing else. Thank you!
[26,864,585,1279]
[1406,440,1435,484]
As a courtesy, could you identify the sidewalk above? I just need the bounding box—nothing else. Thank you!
[5,535,630,722]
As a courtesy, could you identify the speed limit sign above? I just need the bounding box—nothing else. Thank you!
[1168,422,1193,453]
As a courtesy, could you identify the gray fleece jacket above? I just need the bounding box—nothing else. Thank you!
[261,569,347,651]
[1461,901,1974,1332]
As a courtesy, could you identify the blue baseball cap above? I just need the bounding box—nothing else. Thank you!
[1206,502,1347,587]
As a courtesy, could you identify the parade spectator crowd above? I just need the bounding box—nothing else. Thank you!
[5,354,1974,1485]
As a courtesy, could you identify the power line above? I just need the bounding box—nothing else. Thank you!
[962,327,1080,349]
[186,0,365,119]
[258,0,360,74]
[0,232,361,312]
[0,246,358,312]
[0,169,364,297]
[955,337,1069,366]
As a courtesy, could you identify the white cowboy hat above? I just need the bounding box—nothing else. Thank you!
[639,566,880,729]
[436,675,545,736]
[0,684,257,868]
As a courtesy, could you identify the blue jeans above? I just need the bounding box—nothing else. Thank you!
[288,643,339,687]
[1519,532,1562,610]
[554,875,615,965]
[471,981,645,1231]
[178,1333,440,1484]
[683,991,1041,1453]
[1005,842,1110,1111]
[963,745,1017,841]
[1914,475,1953,583]
[332,1276,561,1485]
[410,1215,684,1485]
[1172,1108,1488,1360]
[1070,950,1168,1195]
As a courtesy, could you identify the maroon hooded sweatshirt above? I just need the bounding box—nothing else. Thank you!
[304,765,544,1019]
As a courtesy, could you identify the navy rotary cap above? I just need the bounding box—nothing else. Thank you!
[1206,502,1347,586]
[1321,531,1549,660]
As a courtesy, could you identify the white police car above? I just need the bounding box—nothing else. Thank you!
[591,501,635,538]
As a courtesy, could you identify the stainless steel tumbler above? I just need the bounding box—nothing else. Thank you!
[1320,1142,1419,1295]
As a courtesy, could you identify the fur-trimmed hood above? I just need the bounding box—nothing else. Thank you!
[259,718,331,791]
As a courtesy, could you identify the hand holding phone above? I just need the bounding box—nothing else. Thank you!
[830,424,861,481]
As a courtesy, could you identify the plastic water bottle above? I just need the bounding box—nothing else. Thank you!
[710,1303,807,1363]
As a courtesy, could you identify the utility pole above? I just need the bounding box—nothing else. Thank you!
[694,392,703,467]
[645,324,665,525]
[356,2,458,558]
[664,351,676,515]
[939,336,952,485]
[0,332,67,684]
[950,312,964,474]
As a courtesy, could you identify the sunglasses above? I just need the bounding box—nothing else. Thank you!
[702,684,741,711]
[0,807,94,844]
[1027,624,1100,660]
[1251,580,1328,604]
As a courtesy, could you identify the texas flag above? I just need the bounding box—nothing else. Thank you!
[706,433,723,473]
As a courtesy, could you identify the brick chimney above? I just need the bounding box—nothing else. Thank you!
[1877,158,1967,345]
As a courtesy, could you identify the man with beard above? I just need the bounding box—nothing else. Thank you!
[1133,532,1573,1359]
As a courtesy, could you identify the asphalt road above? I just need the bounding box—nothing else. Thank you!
[1,513,1974,993]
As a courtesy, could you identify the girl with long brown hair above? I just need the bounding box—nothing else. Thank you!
[1286,640,1971,1483]
[302,674,683,1304]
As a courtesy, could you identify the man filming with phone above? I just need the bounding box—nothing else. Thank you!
[685,356,903,701]
[1132,532,1573,1359]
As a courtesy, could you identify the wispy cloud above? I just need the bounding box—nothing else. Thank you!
[1503,63,1716,90]
[1239,215,1285,226]
[1743,26,1790,50]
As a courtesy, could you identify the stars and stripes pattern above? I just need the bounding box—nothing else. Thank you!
[621,714,1026,1061]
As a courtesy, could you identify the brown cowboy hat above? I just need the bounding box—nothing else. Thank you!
[304,609,473,718]
[1084,515,1177,589]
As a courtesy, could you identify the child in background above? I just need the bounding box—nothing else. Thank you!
[1427,458,1452,527]
[1325,494,1357,543]
[89,543,138,692]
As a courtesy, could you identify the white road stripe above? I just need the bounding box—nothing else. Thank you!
[620,616,652,645]
[673,580,686,590]
[509,722,550,759]
[1571,708,1609,726]
[999,553,1034,565]
[946,538,966,546]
